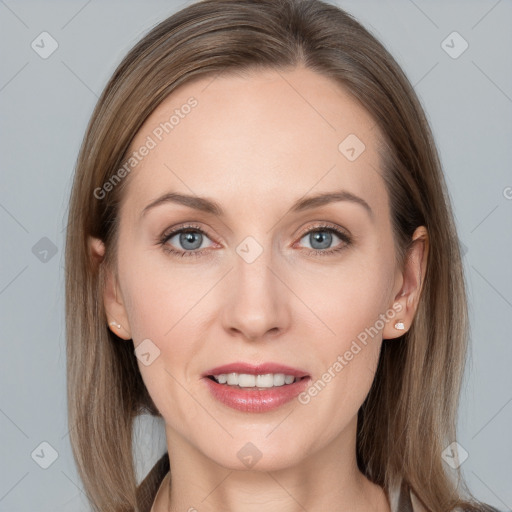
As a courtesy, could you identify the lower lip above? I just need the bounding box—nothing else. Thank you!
[203,376,311,413]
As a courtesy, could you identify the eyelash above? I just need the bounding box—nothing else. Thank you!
[158,222,352,259]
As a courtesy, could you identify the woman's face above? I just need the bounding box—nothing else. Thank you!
[100,66,410,471]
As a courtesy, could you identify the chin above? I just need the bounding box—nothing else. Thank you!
[195,432,310,472]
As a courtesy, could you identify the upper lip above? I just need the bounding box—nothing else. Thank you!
[202,362,310,379]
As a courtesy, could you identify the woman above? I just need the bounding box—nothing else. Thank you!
[65,0,500,510]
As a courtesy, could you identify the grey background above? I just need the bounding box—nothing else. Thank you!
[1,0,511,510]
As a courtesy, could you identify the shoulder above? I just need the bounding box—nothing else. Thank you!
[410,488,503,512]
[386,480,417,512]
[136,452,170,512]
[389,481,502,512]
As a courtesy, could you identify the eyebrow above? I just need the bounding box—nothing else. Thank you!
[141,190,373,220]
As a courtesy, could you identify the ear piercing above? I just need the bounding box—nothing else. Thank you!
[394,321,405,330]
[109,321,121,330]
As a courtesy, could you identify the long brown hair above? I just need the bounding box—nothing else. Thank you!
[65,1,492,510]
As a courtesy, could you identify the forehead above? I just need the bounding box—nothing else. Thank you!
[121,66,387,220]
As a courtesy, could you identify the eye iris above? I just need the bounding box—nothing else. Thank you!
[310,231,332,250]
[180,231,202,250]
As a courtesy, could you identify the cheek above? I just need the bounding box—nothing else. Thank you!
[293,252,394,424]
[115,247,209,393]
[118,256,210,427]
[294,250,395,346]
[119,250,216,342]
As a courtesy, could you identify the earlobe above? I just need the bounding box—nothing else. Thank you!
[88,236,132,341]
[382,303,407,340]
[393,321,405,331]
[383,226,429,340]
[103,263,132,340]
[108,320,131,339]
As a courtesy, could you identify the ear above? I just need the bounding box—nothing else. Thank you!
[382,226,429,340]
[89,237,132,340]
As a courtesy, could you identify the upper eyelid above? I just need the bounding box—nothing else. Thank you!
[296,222,349,238]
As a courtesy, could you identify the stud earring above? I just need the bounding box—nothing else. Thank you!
[394,321,405,330]
[109,321,121,330]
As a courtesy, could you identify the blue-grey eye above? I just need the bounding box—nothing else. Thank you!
[178,231,203,250]
[312,231,331,249]
[164,229,213,252]
[300,229,342,250]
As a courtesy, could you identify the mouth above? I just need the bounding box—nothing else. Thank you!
[202,362,309,386]
[201,362,311,412]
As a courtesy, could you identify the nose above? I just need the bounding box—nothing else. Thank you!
[221,243,291,342]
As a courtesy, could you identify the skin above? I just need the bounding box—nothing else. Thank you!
[90,66,428,512]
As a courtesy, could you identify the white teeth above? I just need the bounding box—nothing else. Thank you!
[227,373,238,385]
[238,374,256,387]
[273,373,285,386]
[212,372,299,388]
[256,374,274,387]
[284,375,295,384]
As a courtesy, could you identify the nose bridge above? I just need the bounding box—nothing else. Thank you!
[221,234,290,340]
